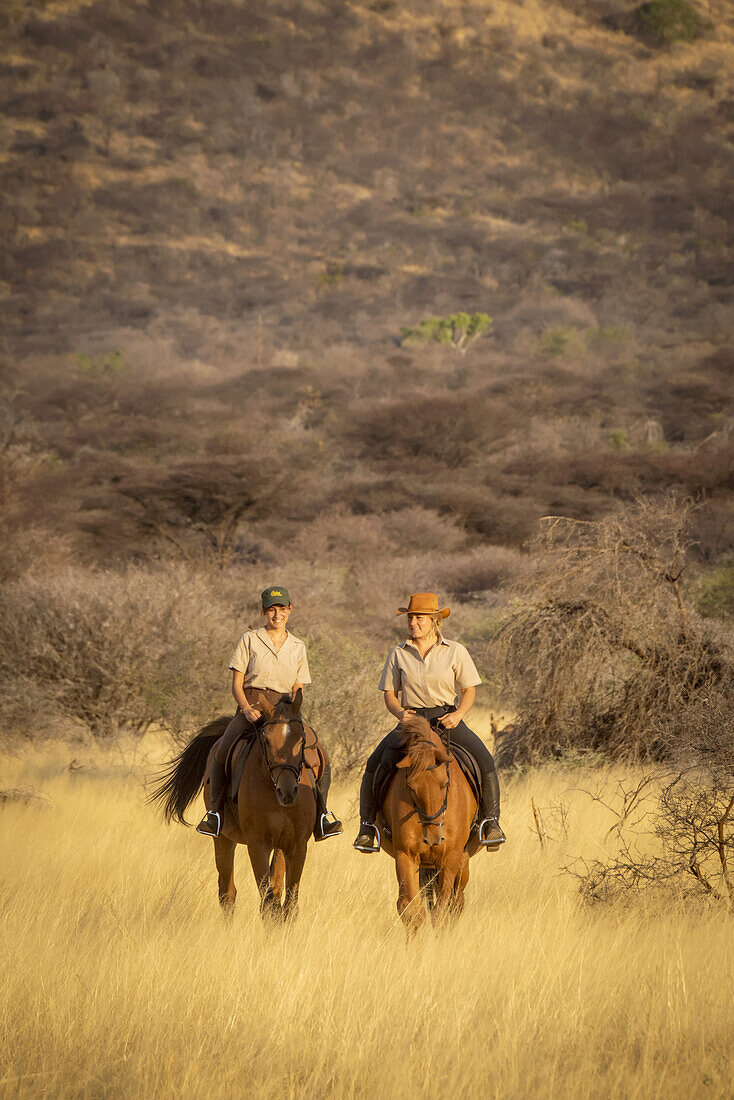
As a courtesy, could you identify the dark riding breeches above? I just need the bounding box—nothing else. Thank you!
[358,706,501,824]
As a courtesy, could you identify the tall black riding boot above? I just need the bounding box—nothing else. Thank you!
[196,757,226,836]
[478,762,506,848]
[313,763,342,841]
[354,771,380,852]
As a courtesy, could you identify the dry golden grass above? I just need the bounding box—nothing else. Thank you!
[2,736,733,1099]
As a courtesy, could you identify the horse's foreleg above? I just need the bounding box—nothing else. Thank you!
[450,854,470,921]
[395,852,424,934]
[435,858,465,925]
[436,865,458,906]
[214,834,237,915]
[270,848,286,904]
[282,842,308,922]
[248,841,281,920]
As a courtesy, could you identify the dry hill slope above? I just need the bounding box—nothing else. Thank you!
[1,0,733,568]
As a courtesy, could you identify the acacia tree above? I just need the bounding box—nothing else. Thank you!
[113,460,287,566]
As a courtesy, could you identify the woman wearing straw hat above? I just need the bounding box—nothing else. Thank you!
[196,585,342,842]
[353,592,506,853]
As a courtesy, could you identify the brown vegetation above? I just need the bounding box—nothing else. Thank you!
[3,6,734,1095]
[1,0,733,778]
[1,0,733,576]
[497,498,734,763]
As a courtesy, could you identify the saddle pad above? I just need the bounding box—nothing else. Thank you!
[228,735,255,801]
[444,740,482,806]
[304,738,325,784]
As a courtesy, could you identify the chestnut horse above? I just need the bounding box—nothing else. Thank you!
[378,716,481,932]
[150,688,321,920]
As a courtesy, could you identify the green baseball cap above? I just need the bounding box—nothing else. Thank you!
[261,585,291,608]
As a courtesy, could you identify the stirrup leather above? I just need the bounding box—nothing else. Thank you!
[353,822,381,853]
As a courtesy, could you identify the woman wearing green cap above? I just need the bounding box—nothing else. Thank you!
[196,586,342,841]
[353,592,506,853]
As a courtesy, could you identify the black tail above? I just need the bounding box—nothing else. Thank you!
[148,716,232,825]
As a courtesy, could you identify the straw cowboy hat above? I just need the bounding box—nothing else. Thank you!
[396,592,450,619]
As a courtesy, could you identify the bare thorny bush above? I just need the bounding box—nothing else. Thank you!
[497,496,734,764]
[0,567,235,740]
[0,563,387,774]
[564,750,734,908]
[305,635,386,775]
[497,496,734,904]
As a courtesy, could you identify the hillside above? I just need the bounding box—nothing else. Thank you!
[2,0,732,570]
[2,11,734,1090]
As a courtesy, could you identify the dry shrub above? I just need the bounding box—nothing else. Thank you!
[0,525,73,585]
[288,507,470,622]
[421,482,537,547]
[290,508,393,565]
[0,567,234,739]
[304,633,386,775]
[566,707,734,907]
[497,497,734,764]
[435,545,530,597]
[379,507,467,552]
[504,442,734,501]
[343,393,517,466]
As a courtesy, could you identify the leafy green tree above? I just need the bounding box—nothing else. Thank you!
[399,312,492,354]
[633,0,708,45]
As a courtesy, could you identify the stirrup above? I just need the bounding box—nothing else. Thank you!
[314,811,343,842]
[353,822,381,853]
[478,817,506,847]
[196,810,221,837]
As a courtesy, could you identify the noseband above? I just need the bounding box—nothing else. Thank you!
[256,717,310,790]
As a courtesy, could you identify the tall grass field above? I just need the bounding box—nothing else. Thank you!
[2,732,733,1099]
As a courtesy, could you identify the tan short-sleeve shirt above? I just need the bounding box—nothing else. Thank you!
[228,628,311,694]
[378,635,481,708]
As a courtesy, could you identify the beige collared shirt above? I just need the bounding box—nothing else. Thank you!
[378,635,481,708]
[228,628,311,694]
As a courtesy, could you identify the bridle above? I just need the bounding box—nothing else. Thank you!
[403,744,451,845]
[256,716,314,790]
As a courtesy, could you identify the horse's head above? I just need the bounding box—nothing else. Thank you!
[257,689,307,806]
[397,717,451,845]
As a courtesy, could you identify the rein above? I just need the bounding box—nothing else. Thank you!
[255,716,316,790]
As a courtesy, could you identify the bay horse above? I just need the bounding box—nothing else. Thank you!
[150,688,322,920]
[379,716,481,932]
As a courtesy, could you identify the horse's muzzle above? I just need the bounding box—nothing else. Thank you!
[276,777,299,806]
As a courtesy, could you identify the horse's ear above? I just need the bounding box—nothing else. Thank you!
[396,755,412,769]
[435,747,451,765]
[258,696,275,720]
[292,687,303,713]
